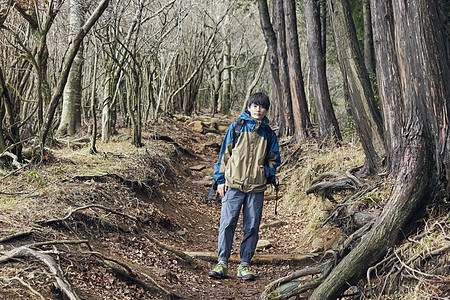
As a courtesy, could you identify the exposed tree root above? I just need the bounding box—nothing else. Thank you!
[151,134,200,158]
[37,203,198,268]
[260,261,334,300]
[1,239,180,300]
[306,178,356,203]
[81,249,180,299]
[71,173,154,196]
[0,246,81,300]
[0,276,46,300]
[260,169,380,299]
[0,229,33,243]
[365,215,450,298]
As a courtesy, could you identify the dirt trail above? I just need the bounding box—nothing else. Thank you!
[0,115,315,300]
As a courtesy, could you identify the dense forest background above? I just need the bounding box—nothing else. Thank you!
[1,0,449,299]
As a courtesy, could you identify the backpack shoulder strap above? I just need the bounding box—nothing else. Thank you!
[232,118,245,147]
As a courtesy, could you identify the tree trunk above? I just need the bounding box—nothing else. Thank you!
[57,0,83,136]
[89,43,99,154]
[221,38,231,115]
[211,64,220,116]
[370,0,403,174]
[304,0,342,143]
[310,0,449,298]
[274,0,294,136]
[320,0,327,58]
[327,0,385,174]
[38,0,110,153]
[257,0,282,130]
[284,0,313,139]
[0,65,21,161]
[101,64,113,143]
[362,0,375,73]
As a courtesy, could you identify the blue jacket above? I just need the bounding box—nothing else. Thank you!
[213,110,281,193]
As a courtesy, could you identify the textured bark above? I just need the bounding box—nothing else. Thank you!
[101,64,113,143]
[221,16,231,115]
[363,0,375,73]
[257,0,282,130]
[304,0,342,143]
[89,46,98,154]
[57,0,83,136]
[284,0,313,139]
[310,0,449,298]
[370,0,403,174]
[221,40,231,115]
[320,0,327,58]
[274,0,294,136]
[327,0,385,174]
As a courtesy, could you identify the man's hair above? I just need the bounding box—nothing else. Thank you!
[247,92,270,110]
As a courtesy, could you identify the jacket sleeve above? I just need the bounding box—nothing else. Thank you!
[213,122,236,185]
[264,130,281,179]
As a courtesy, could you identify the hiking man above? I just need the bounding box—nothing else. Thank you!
[209,92,281,280]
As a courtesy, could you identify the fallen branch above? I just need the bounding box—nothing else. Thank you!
[0,246,80,300]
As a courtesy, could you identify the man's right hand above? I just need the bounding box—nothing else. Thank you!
[217,184,228,198]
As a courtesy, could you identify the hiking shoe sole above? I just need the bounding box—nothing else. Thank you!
[209,271,227,279]
[237,274,255,280]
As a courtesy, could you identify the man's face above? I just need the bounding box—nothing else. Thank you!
[248,103,267,120]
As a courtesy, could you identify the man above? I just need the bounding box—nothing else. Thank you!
[209,92,281,280]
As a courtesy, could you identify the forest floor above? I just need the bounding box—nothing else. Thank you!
[1,114,449,300]
[0,114,324,300]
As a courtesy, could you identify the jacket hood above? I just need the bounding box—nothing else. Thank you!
[240,109,270,128]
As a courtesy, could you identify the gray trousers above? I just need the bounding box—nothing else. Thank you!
[217,187,264,264]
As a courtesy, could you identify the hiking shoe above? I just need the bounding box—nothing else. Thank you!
[237,263,255,280]
[209,262,228,279]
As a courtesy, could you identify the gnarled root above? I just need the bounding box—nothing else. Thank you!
[0,246,81,300]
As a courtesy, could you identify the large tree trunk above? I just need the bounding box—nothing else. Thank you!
[57,0,83,136]
[310,0,449,298]
[304,0,342,143]
[370,0,403,174]
[274,0,294,136]
[327,0,385,174]
[284,0,313,139]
